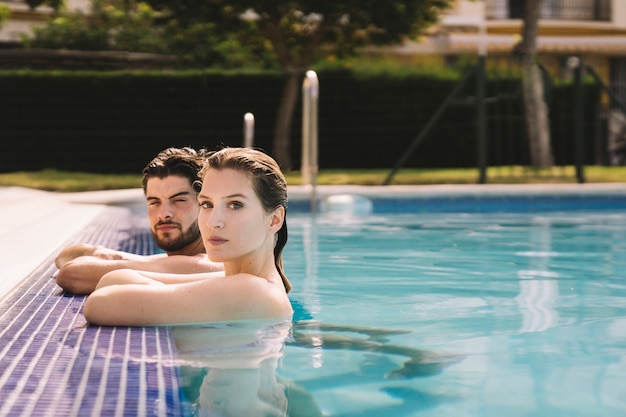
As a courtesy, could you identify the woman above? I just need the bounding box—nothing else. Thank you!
[83,147,293,326]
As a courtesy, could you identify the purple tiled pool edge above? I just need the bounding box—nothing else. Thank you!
[0,207,183,417]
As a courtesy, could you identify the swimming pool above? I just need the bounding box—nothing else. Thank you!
[273,195,626,417]
[3,186,625,416]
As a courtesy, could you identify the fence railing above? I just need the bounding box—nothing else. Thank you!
[485,0,611,21]
[383,56,622,185]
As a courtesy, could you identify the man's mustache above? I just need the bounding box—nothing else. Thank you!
[155,221,180,227]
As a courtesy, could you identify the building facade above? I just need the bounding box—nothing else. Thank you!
[0,0,89,46]
[394,0,626,106]
[3,0,626,106]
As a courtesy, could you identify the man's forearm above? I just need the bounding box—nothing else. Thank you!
[55,254,221,295]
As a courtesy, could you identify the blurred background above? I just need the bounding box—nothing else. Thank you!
[0,0,624,183]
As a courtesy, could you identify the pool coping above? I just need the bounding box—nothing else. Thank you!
[289,183,626,202]
[60,183,626,206]
[287,183,626,199]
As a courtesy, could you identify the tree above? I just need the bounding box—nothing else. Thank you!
[145,0,453,169]
[24,0,169,53]
[0,3,10,29]
[517,0,553,168]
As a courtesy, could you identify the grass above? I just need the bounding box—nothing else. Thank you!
[0,166,624,193]
[0,169,142,192]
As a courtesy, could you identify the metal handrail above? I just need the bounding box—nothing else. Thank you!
[301,70,319,213]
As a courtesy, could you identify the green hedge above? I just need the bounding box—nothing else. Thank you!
[0,69,601,173]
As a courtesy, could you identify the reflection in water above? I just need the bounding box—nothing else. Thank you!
[516,217,560,333]
[172,319,323,417]
[517,278,559,333]
[290,320,464,379]
[171,317,463,416]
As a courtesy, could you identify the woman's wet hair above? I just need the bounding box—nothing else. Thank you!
[199,147,292,293]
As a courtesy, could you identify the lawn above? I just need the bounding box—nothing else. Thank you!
[0,166,624,192]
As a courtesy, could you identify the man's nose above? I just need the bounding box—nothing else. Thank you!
[157,203,173,220]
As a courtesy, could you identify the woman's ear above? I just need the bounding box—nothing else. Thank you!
[269,206,285,231]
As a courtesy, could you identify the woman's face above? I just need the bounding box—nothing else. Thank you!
[197,168,281,264]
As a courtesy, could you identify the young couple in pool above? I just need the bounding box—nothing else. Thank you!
[57,146,462,391]
[56,146,293,326]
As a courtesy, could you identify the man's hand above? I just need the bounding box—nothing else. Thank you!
[55,244,123,268]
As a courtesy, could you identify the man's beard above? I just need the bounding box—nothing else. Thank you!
[153,221,201,252]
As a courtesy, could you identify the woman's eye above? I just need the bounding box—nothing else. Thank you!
[229,202,243,210]
[199,202,213,209]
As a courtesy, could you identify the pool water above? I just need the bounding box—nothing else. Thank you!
[276,208,626,417]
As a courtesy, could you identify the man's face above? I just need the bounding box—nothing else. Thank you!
[145,175,201,253]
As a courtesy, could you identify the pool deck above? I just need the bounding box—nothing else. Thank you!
[1,182,625,416]
[0,187,182,417]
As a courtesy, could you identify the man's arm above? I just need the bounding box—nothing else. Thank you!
[56,254,223,295]
[55,243,156,269]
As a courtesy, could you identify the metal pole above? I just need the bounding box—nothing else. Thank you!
[301,78,311,185]
[573,58,585,183]
[309,71,319,188]
[302,70,319,213]
[477,56,487,184]
[243,112,254,148]
[477,20,487,184]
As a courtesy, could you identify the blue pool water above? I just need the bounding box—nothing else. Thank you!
[273,198,626,417]
[5,190,626,416]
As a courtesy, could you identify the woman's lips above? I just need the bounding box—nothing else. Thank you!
[207,236,227,245]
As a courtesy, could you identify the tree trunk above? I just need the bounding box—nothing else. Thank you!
[520,0,554,168]
[272,70,301,171]
[521,64,552,168]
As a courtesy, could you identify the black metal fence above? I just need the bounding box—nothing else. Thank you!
[384,56,621,184]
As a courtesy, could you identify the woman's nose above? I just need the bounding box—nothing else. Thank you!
[205,207,224,229]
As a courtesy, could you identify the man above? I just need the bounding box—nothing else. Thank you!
[55,147,223,294]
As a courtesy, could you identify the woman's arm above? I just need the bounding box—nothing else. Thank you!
[84,273,292,326]
[95,268,225,289]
